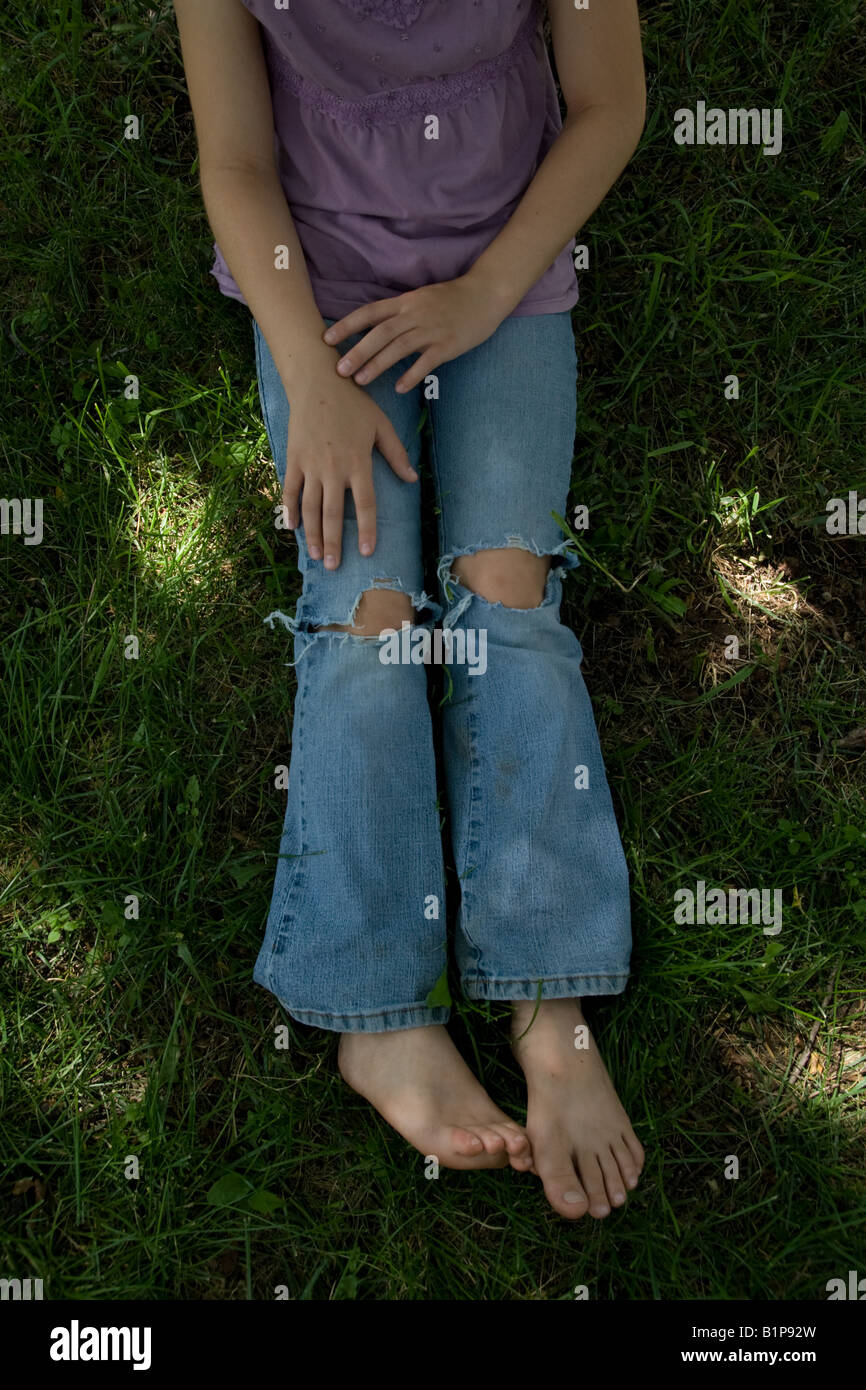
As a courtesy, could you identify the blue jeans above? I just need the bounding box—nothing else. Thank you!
[252,311,631,1032]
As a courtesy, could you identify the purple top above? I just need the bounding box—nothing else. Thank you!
[211,0,578,318]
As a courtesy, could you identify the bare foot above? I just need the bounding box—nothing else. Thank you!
[511,997,645,1219]
[338,1024,533,1171]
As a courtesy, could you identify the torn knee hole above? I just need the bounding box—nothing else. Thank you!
[451,548,552,608]
[316,586,417,637]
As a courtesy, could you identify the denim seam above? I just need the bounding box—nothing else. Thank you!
[253,321,281,474]
[265,677,308,977]
[423,401,449,563]
[455,695,486,969]
[461,972,630,997]
[463,971,631,984]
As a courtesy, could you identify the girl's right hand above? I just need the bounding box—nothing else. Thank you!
[282,374,417,570]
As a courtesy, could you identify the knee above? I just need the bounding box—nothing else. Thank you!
[318,586,416,637]
[451,548,551,608]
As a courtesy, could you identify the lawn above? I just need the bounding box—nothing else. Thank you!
[1,0,864,1300]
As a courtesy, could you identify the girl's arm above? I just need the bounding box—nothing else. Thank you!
[466,0,646,316]
[172,0,338,393]
[173,0,418,571]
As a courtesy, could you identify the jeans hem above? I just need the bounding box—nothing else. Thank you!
[461,972,630,1000]
[266,996,451,1034]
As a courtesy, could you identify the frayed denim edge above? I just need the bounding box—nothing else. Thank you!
[263,580,443,666]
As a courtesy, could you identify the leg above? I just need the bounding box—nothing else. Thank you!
[253,316,444,1032]
[429,313,643,1210]
[447,545,645,1212]
[251,317,530,1169]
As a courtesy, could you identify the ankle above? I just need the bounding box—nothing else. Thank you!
[511,996,585,1028]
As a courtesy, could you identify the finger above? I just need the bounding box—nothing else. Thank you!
[321,484,345,571]
[351,475,377,557]
[352,330,425,386]
[322,297,400,348]
[395,348,442,394]
[375,415,418,483]
[281,463,303,529]
[335,319,414,380]
[301,477,323,560]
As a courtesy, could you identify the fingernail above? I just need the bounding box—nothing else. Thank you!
[360,542,372,555]
[337,357,352,373]
[395,383,405,393]
[309,546,321,559]
[563,1190,584,1204]
[355,370,368,383]
[323,328,335,342]
[408,470,418,481]
[325,554,336,568]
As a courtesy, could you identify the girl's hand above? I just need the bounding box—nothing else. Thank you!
[283,372,418,571]
[322,275,508,392]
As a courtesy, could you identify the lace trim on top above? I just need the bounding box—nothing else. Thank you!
[263,2,540,128]
[335,0,426,31]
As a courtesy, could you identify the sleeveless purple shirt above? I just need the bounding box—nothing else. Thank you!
[211,0,578,318]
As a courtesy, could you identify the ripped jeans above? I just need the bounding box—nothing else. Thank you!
[252,310,631,1032]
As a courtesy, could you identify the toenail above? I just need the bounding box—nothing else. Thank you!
[564,1190,584,1203]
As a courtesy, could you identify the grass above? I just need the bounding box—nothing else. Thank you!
[1,0,865,1300]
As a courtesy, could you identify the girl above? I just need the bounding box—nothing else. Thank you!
[173,0,646,1221]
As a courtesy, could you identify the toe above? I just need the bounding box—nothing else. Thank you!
[451,1127,484,1156]
[613,1139,640,1190]
[447,1128,509,1168]
[477,1128,507,1156]
[540,1169,590,1219]
[533,1136,591,1219]
[574,1151,611,1218]
[598,1149,627,1208]
[508,1148,535,1171]
[623,1130,646,1174]
[493,1124,530,1156]
[490,1123,534,1171]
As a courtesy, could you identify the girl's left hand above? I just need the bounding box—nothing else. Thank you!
[322,275,508,393]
